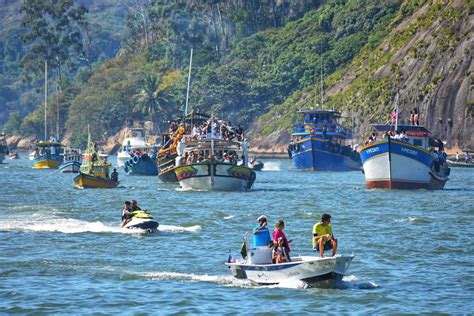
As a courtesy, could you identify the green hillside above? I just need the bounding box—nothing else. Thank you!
[2,0,471,150]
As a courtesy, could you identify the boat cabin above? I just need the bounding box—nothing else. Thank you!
[292,110,352,140]
[371,124,431,149]
[177,139,246,166]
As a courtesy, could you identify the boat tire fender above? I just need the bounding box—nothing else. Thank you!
[133,156,139,164]
[246,171,256,190]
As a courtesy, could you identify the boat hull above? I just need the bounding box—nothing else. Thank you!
[123,218,159,232]
[226,255,353,285]
[291,137,360,171]
[73,173,119,189]
[123,155,158,176]
[158,152,179,182]
[175,162,255,191]
[33,154,62,169]
[59,161,81,173]
[358,139,449,190]
[0,153,4,164]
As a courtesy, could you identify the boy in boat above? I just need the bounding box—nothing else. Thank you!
[253,215,272,247]
[312,214,338,258]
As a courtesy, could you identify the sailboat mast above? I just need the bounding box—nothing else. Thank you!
[395,91,400,131]
[320,42,323,108]
[184,49,193,116]
[44,61,48,141]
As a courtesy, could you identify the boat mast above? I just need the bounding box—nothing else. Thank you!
[210,116,215,186]
[44,61,48,141]
[184,49,193,117]
[395,91,400,131]
[320,42,323,108]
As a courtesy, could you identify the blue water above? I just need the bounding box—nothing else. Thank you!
[1,157,473,314]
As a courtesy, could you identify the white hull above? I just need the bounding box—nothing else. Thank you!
[179,175,248,191]
[116,152,129,168]
[364,152,433,184]
[123,218,159,232]
[227,255,354,285]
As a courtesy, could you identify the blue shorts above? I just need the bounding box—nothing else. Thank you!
[314,240,333,252]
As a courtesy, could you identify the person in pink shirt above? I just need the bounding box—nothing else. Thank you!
[273,220,291,258]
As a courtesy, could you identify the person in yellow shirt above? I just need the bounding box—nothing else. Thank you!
[312,214,338,258]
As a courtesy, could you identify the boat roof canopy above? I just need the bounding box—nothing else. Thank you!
[371,124,430,134]
[36,141,63,147]
[297,109,341,116]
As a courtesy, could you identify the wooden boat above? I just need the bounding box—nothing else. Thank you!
[157,111,210,182]
[59,148,82,173]
[73,132,118,189]
[174,128,256,191]
[33,141,63,169]
[358,125,450,190]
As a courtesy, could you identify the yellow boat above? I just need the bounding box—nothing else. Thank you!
[73,131,118,189]
[33,141,63,169]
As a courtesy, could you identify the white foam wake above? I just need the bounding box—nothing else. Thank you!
[262,161,281,171]
[141,271,251,287]
[395,216,417,223]
[0,217,201,234]
[159,224,201,233]
[0,218,121,234]
[141,271,309,289]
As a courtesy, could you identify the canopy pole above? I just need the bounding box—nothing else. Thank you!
[184,49,193,116]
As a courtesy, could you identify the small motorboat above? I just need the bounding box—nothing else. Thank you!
[249,157,264,171]
[8,151,19,159]
[122,210,159,233]
[225,236,354,286]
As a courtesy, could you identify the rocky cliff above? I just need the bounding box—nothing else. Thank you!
[251,0,473,154]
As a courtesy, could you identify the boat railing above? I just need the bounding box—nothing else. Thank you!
[292,123,353,138]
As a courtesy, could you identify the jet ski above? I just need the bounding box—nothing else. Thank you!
[122,210,159,233]
[249,158,264,171]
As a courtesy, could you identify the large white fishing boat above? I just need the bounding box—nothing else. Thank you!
[358,124,450,189]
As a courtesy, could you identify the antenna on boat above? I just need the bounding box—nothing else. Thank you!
[184,49,193,117]
[44,61,48,141]
[395,90,400,132]
[320,42,324,108]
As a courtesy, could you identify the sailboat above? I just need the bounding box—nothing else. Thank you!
[73,128,119,188]
[33,62,63,169]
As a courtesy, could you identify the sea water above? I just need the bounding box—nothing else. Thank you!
[0,157,473,314]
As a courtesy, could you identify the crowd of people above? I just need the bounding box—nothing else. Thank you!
[251,213,337,264]
[166,117,245,148]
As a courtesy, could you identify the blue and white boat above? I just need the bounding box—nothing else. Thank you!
[117,127,149,168]
[288,110,361,171]
[59,148,82,173]
[358,125,450,190]
[123,149,159,176]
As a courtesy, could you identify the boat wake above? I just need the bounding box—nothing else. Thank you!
[140,271,321,289]
[340,275,379,289]
[0,217,121,234]
[140,271,253,288]
[0,217,201,234]
[262,161,281,171]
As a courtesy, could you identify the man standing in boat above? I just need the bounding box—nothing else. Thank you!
[253,215,272,247]
[312,214,338,257]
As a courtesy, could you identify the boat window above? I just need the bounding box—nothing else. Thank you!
[413,138,423,147]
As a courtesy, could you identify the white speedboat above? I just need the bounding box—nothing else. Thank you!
[117,127,149,168]
[225,244,354,285]
[122,210,159,233]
